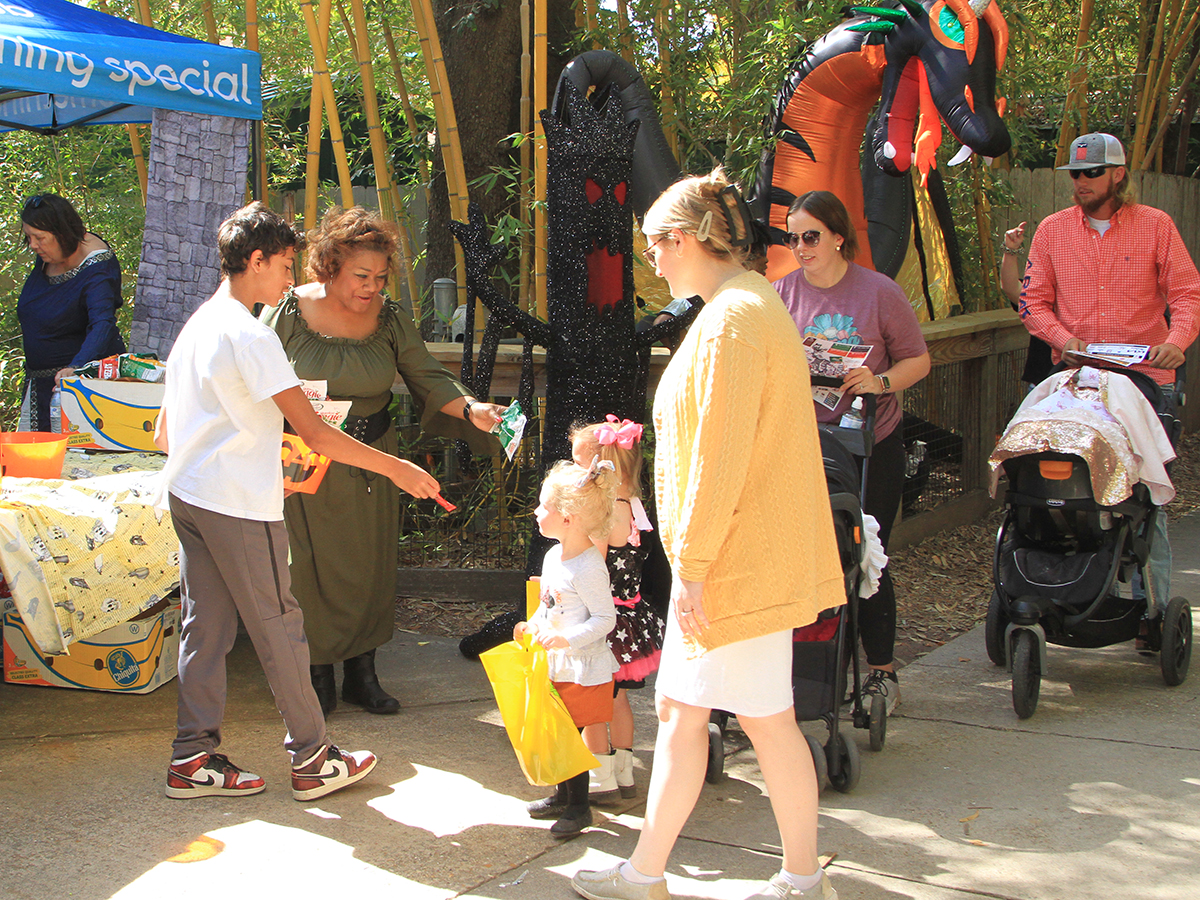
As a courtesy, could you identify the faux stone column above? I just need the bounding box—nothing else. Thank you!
[130,109,250,358]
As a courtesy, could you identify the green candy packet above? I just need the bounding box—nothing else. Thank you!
[493,400,527,461]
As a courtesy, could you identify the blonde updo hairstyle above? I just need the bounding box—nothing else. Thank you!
[642,167,753,268]
[540,459,618,542]
[305,206,398,284]
[569,421,644,500]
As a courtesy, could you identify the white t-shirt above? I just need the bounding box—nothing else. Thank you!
[529,544,618,686]
[160,294,301,521]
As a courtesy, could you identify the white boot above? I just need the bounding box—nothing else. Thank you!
[588,752,618,797]
[613,747,636,798]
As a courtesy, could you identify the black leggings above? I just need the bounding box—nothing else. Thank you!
[856,429,905,667]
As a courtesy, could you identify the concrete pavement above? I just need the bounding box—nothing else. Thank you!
[2,514,1199,900]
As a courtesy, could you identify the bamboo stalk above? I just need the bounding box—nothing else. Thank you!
[299,0,356,208]
[303,0,333,232]
[97,0,149,204]
[246,0,269,204]
[1134,0,1199,167]
[616,0,634,64]
[972,157,996,304]
[335,0,359,58]
[411,0,472,324]
[380,11,432,210]
[583,0,599,49]
[655,1,679,160]
[349,0,395,222]
[201,0,218,43]
[1140,43,1200,167]
[1132,0,1172,168]
[1053,0,1095,167]
[519,0,533,313]
[534,0,548,320]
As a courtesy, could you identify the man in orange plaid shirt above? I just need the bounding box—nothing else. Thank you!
[1018,131,1200,629]
[1019,132,1200,385]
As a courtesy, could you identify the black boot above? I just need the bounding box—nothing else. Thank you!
[310,664,337,717]
[526,781,568,820]
[550,771,592,838]
[341,649,400,714]
[459,609,524,661]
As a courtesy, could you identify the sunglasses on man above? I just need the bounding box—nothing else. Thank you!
[784,229,823,250]
[1069,166,1111,180]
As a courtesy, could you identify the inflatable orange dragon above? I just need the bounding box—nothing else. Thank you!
[750,0,1011,292]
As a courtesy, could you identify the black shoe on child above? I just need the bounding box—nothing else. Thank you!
[310,664,337,717]
[550,804,593,838]
[528,780,568,819]
[341,649,400,714]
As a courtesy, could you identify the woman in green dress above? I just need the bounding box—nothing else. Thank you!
[262,207,503,715]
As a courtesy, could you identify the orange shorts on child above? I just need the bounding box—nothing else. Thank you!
[553,680,614,728]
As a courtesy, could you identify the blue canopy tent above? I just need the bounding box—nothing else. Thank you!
[0,0,261,134]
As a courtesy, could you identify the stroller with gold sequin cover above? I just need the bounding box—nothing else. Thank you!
[987,366,1192,719]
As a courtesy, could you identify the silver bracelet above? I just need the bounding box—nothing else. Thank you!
[1003,246,1021,255]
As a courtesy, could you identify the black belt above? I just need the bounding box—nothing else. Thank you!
[285,404,392,445]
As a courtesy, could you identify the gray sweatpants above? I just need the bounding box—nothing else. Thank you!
[169,494,326,763]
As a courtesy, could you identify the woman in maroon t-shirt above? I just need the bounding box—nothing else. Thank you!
[773,190,930,717]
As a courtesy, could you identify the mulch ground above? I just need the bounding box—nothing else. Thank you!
[396,432,1200,667]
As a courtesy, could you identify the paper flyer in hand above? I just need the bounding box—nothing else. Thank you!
[803,335,873,410]
[1075,343,1150,367]
[494,401,527,461]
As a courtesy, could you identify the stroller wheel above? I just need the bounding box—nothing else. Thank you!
[806,733,828,791]
[1160,597,1193,687]
[868,694,887,751]
[826,728,861,793]
[704,722,724,784]
[1011,629,1041,719]
[985,589,1009,667]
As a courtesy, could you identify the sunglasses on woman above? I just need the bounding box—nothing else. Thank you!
[784,230,822,250]
[1069,166,1110,180]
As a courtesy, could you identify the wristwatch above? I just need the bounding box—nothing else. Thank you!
[463,399,476,421]
[879,374,892,394]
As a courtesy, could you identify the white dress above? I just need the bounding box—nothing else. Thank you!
[654,609,794,718]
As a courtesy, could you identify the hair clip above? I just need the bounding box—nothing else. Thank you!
[717,185,754,249]
[695,210,714,242]
[596,414,643,449]
[575,454,616,488]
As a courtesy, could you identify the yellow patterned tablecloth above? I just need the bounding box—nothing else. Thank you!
[0,450,178,656]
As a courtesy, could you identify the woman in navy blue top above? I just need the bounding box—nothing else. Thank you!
[18,194,125,431]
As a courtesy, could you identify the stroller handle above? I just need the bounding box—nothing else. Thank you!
[810,374,878,459]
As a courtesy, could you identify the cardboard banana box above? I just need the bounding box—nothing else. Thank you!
[59,377,165,452]
[2,598,181,693]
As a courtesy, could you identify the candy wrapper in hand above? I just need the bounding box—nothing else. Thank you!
[493,401,527,461]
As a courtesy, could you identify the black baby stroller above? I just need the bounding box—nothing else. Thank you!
[988,367,1192,719]
[704,378,883,792]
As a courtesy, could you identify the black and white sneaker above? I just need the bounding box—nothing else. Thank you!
[861,669,900,716]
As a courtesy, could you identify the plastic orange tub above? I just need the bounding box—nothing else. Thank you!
[281,433,331,494]
[0,432,69,479]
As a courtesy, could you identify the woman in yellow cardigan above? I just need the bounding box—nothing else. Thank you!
[572,170,845,900]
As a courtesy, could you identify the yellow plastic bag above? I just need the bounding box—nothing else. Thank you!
[480,639,599,786]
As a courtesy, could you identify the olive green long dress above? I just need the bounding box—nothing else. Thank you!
[262,292,483,664]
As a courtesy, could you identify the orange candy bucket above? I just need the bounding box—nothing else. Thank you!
[0,432,69,479]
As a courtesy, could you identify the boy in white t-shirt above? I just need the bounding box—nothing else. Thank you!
[156,203,442,801]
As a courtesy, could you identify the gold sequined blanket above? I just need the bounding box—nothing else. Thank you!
[988,367,1175,507]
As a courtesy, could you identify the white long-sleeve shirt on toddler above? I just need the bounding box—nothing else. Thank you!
[530,544,619,686]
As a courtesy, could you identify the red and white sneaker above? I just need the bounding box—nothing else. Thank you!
[166,751,265,799]
[291,744,377,801]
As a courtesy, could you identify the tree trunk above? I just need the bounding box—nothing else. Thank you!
[425,0,575,309]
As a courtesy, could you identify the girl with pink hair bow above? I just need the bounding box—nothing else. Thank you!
[569,415,663,802]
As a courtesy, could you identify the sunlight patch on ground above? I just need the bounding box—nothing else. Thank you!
[109,820,453,899]
[368,763,550,837]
